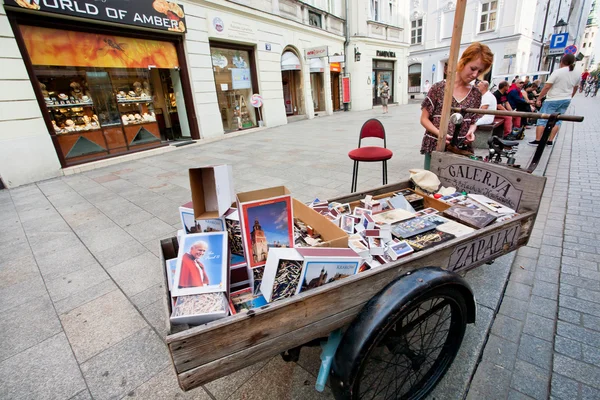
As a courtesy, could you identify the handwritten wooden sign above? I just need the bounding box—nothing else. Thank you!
[447,223,521,273]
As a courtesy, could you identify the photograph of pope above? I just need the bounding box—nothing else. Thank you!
[179,240,211,287]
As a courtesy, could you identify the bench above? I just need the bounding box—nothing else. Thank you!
[474,118,504,149]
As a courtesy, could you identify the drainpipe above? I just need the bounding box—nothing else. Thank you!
[538,0,552,70]
[343,0,350,111]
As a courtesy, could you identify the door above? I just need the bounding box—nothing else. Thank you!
[282,70,293,114]
[331,72,340,110]
[373,70,393,105]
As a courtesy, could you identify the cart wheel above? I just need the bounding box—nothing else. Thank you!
[330,267,475,400]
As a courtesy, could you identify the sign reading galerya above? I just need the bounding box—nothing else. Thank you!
[5,0,186,33]
[448,223,521,273]
[438,164,523,211]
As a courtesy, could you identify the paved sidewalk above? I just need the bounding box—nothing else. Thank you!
[467,95,600,400]
[0,100,558,400]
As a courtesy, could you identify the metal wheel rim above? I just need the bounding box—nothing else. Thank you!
[355,294,463,400]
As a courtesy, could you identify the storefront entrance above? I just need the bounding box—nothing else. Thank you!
[281,51,304,116]
[372,60,394,106]
[330,63,341,111]
[16,23,196,166]
[211,44,259,133]
[309,58,325,112]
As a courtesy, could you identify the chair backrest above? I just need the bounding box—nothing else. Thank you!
[358,119,386,148]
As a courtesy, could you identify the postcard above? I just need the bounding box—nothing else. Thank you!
[340,214,357,234]
[170,292,229,326]
[353,207,372,217]
[180,207,225,234]
[252,266,264,295]
[225,210,245,258]
[172,232,228,297]
[166,258,177,291]
[468,194,516,215]
[371,208,415,225]
[407,231,456,251]
[260,248,304,302]
[332,203,352,215]
[229,288,268,314]
[296,248,362,293]
[391,217,438,239]
[443,206,497,229]
[437,221,475,237]
[239,195,294,269]
[414,207,440,217]
[420,214,450,226]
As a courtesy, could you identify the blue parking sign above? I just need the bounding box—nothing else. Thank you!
[549,33,569,55]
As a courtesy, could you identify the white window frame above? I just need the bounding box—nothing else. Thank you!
[479,0,498,33]
[411,18,423,45]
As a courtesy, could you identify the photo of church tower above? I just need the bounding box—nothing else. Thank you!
[250,218,268,263]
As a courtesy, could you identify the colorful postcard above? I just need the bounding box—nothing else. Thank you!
[414,207,440,217]
[407,231,456,251]
[389,240,414,259]
[225,210,245,258]
[341,214,356,234]
[179,207,225,234]
[299,261,359,292]
[333,203,352,215]
[166,258,177,291]
[421,214,450,226]
[229,288,268,314]
[353,207,372,217]
[172,232,228,297]
[391,217,438,239]
[260,248,304,302]
[239,196,294,269]
[252,266,264,295]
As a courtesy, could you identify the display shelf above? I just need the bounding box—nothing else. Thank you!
[116,98,154,104]
[55,128,103,135]
[46,102,94,108]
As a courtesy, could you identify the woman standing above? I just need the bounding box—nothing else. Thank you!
[419,42,494,169]
[380,81,390,114]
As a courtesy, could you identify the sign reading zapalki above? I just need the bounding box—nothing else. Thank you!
[5,0,187,33]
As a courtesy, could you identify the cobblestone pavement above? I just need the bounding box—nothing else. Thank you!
[0,98,566,400]
[467,94,600,400]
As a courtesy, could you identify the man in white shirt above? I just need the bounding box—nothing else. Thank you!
[529,54,579,146]
[475,80,497,126]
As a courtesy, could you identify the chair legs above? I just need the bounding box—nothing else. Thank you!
[383,160,388,185]
[351,161,359,192]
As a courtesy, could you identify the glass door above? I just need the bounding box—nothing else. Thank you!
[374,70,393,105]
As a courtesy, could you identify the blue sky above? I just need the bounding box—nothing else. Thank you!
[246,200,291,245]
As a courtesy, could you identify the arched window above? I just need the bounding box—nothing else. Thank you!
[408,64,422,93]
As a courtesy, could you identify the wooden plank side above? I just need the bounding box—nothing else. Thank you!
[176,304,363,390]
[327,181,411,204]
[167,213,534,374]
[430,152,546,213]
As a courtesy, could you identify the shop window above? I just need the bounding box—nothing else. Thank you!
[408,64,422,93]
[19,25,191,166]
[211,47,257,132]
[309,11,322,28]
[411,19,423,44]
[479,1,497,32]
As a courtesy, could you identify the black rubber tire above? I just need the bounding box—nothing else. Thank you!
[337,286,468,400]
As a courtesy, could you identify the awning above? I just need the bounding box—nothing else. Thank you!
[309,58,324,73]
[281,52,301,71]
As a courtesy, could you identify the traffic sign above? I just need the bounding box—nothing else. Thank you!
[432,64,436,72]
[549,33,569,55]
[564,45,577,55]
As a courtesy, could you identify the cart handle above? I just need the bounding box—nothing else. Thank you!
[451,107,584,122]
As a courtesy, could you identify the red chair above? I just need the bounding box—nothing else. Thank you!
[348,119,393,192]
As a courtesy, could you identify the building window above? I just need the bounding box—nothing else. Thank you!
[583,42,587,48]
[411,19,423,44]
[371,0,379,21]
[308,11,322,28]
[479,0,497,32]
[585,32,589,38]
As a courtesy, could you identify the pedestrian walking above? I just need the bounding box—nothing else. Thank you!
[419,42,494,169]
[529,54,579,147]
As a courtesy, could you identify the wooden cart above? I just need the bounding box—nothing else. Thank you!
[159,151,547,399]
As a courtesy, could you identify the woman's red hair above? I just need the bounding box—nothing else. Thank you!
[457,42,494,75]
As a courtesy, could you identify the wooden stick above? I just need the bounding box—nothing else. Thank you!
[450,107,584,122]
[436,0,468,152]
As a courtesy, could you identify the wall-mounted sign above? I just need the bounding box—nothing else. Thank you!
[330,62,341,72]
[342,76,351,103]
[376,50,396,58]
[503,54,516,59]
[5,0,187,33]
[305,46,328,59]
[265,43,272,51]
[329,54,345,63]
[208,12,257,43]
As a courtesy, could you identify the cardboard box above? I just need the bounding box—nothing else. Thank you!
[293,198,348,248]
[189,165,235,219]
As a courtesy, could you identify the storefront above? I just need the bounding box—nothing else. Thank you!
[309,58,325,112]
[281,50,304,116]
[372,59,395,106]
[4,0,197,167]
[210,43,259,133]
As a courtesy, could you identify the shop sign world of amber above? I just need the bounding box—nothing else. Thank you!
[20,25,179,69]
[6,0,186,33]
